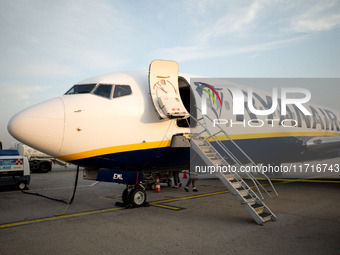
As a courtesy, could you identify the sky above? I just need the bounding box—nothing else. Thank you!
[0,0,340,148]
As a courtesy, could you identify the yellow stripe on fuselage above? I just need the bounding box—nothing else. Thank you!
[58,131,340,161]
[209,131,340,141]
[58,140,171,161]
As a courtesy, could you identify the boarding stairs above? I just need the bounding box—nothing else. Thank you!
[189,113,278,225]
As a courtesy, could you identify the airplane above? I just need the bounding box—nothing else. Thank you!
[7,59,340,208]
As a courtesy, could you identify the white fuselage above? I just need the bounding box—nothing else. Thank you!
[7,71,340,170]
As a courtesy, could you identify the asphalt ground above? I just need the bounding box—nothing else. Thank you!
[0,166,339,255]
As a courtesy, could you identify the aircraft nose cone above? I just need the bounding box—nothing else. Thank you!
[8,97,65,157]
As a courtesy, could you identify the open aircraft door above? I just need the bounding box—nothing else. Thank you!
[149,60,190,120]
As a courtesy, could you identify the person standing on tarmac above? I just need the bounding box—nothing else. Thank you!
[184,170,198,192]
[172,170,182,188]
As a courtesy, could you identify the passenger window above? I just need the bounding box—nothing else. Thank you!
[113,85,132,98]
[93,85,113,99]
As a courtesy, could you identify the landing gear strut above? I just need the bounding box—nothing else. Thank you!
[117,184,149,208]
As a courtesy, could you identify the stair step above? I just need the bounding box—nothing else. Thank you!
[231,182,242,189]
[230,181,241,188]
[224,175,235,181]
[191,134,276,225]
[259,212,272,222]
[237,187,249,196]
[251,203,264,214]
[199,146,211,152]
[198,144,209,148]
[211,160,221,165]
[195,140,205,145]
[243,195,256,205]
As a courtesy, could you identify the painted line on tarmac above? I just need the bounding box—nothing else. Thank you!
[149,189,230,211]
[149,203,185,211]
[150,181,283,210]
[153,190,230,204]
[0,189,230,229]
[0,182,281,229]
[0,207,124,229]
[255,178,340,183]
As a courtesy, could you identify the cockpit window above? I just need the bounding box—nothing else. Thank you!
[65,84,96,95]
[93,84,113,99]
[65,83,132,99]
[113,85,132,98]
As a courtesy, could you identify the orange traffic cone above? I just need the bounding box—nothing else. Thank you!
[183,171,187,179]
[154,178,161,193]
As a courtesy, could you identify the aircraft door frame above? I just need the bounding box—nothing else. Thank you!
[149,60,190,120]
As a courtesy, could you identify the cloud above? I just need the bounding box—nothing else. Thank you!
[288,1,340,33]
[200,0,266,42]
[1,0,340,78]
[292,14,340,33]
[0,0,134,78]
[154,33,310,63]
[152,0,340,63]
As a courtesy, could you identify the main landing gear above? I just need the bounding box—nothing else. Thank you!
[116,184,149,208]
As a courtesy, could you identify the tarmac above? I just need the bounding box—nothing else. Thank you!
[0,165,339,255]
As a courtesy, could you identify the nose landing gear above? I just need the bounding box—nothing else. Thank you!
[117,184,149,208]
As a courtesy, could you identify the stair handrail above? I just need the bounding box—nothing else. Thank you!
[190,107,278,197]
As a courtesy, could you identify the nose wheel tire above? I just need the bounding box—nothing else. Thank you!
[129,188,146,207]
[122,188,130,204]
[121,186,147,207]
